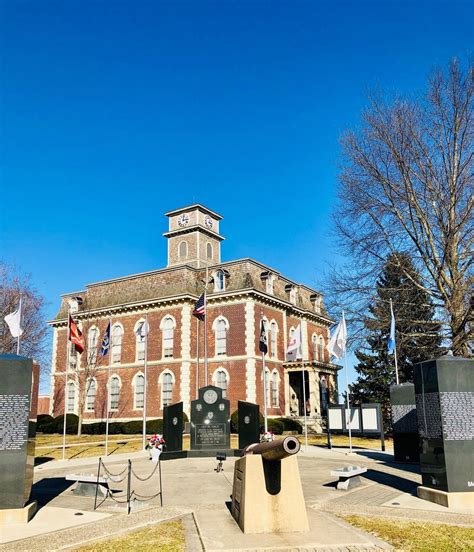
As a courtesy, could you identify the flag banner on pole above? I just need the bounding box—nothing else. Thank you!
[192,293,206,320]
[388,301,396,354]
[286,323,302,361]
[327,314,347,360]
[69,314,84,354]
[101,322,111,356]
[4,298,23,338]
[259,320,268,354]
[135,320,149,341]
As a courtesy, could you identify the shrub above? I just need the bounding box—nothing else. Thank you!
[146,419,164,434]
[36,414,54,432]
[53,414,79,434]
[276,417,303,434]
[230,410,264,433]
[267,418,284,435]
[121,420,143,434]
[82,422,106,435]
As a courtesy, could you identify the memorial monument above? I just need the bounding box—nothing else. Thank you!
[0,355,39,524]
[237,400,260,451]
[390,383,420,462]
[161,401,186,460]
[413,355,474,509]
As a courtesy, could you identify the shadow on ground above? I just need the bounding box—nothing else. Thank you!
[31,477,75,508]
[363,469,418,494]
[356,450,421,474]
[35,457,55,466]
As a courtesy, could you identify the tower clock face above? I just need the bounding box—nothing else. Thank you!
[178,214,189,227]
[203,389,218,404]
[204,215,213,229]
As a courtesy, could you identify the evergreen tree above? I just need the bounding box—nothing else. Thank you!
[350,253,443,428]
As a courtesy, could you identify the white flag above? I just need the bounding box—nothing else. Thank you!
[286,323,302,360]
[135,319,149,341]
[327,313,347,360]
[4,298,23,339]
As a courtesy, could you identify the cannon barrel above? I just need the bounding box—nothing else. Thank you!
[242,436,300,461]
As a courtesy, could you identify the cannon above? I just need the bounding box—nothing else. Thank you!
[231,437,309,534]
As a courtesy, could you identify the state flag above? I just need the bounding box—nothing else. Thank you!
[101,322,111,357]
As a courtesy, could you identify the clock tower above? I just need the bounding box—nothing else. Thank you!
[164,204,224,268]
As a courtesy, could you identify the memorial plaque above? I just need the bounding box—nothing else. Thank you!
[163,401,183,452]
[328,405,344,431]
[238,400,260,450]
[190,386,230,450]
[361,403,383,433]
[390,383,420,462]
[414,356,474,493]
[344,407,362,433]
[0,355,39,510]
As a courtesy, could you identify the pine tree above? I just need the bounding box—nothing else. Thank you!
[350,253,443,428]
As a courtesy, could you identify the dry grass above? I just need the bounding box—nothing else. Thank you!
[342,515,474,551]
[73,519,185,552]
[303,433,392,449]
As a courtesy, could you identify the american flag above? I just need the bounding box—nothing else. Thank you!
[193,293,206,321]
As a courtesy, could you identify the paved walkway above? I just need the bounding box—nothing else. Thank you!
[2,445,473,551]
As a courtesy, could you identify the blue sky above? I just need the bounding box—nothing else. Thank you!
[1,1,472,393]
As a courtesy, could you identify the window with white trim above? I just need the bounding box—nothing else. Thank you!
[67,381,76,412]
[270,321,277,358]
[135,320,147,361]
[312,334,317,360]
[162,317,174,358]
[69,342,77,370]
[215,369,228,398]
[206,242,213,259]
[87,327,99,364]
[318,336,324,361]
[134,374,145,409]
[289,287,297,305]
[111,324,123,363]
[110,376,120,410]
[265,369,271,406]
[272,371,279,407]
[179,240,188,258]
[215,319,227,356]
[215,270,225,291]
[85,379,96,411]
[161,372,173,407]
[266,274,274,294]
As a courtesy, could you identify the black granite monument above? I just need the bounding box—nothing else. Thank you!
[390,383,420,463]
[161,401,186,460]
[189,385,231,457]
[413,356,474,493]
[237,400,260,450]
[0,355,38,511]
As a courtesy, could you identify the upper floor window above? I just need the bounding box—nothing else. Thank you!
[162,316,175,358]
[134,373,145,409]
[179,240,188,258]
[215,369,228,398]
[318,336,324,361]
[161,372,173,407]
[215,270,225,291]
[214,318,228,356]
[312,334,318,360]
[135,319,148,361]
[266,274,274,294]
[67,381,76,412]
[206,242,213,259]
[69,342,77,370]
[112,324,123,363]
[109,376,121,410]
[271,371,279,407]
[289,287,297,305]
[86,379,96,412]
[270,321,278,358]
[87,327,99,364]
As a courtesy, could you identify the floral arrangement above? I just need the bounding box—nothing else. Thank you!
[260,431,274,443]
[146,433,165,450]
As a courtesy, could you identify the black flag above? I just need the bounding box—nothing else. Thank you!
[259,320,268,354]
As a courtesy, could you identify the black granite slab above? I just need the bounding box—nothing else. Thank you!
[390,383,420,463]
[163,401,183,453]
[190,386,230,451]
[237,400,260,450]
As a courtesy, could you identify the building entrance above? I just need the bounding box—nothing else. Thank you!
[289,371,310,417]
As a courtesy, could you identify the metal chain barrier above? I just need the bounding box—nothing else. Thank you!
[130,458,161,481]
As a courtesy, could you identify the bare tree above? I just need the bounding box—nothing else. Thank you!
[329,59,473,355]
[0,262,48,365]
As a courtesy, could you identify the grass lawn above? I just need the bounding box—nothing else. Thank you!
[73,519,185,552]
[342,515,474,552]
[304,433,392,449]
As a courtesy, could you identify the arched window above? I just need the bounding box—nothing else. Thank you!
[206,242,213,260]
[272,371,279,407]
[88,327,99,364]
[109,376,120,410]
[270,321,278,358]
[289,287,297,305]
[134,373,145,409]
[266,274,274,294]
[215,318,227,356]
[320,375,329,414]
[318,336,324,362]
[215,270,225,291]
[69,342,77,369]
[67,381,76,412]
[162,317,174,358]
[265,369,271,406]
[135,319,148,361]
[111,324,123,363]
[161,372,173,407]
[179,241,188,258]
[215,369,228,398]
[86,379,96,412]
[312,334,318,360]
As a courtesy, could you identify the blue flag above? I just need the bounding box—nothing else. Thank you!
[387,301,396,354]
[101,322,111,356]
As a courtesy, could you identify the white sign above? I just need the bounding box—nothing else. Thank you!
[328,407,344,430]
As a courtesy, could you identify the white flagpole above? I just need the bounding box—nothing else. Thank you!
[204,266,209,386]
[62,308,71,461]
[142,313,149,450]
[261,314,268,433]
[105,317,112,456]
[390,299,400,385]
[342,311,353,454]
[196,317,200,398]
[300,323,308,449]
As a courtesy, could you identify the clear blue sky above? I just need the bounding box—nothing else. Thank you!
[1,1,472,393]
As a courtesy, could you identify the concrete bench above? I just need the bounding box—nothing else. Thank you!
[330,465,367,490]
[66,474,112,497]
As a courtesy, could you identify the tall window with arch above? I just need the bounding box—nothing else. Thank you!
[109,376,120,410]
[215,319,227,356]
[271,371,279,407]
[215,369,228,398]
[67,381,76,412]
[85,379,96,412]
[135,320,147,361]
[215,269,225,291]
[111,324,123,363]
[320,375,329,414]
[162,317,174,358]
[206,242,213,260]
[265,369,271,406]
[87,327,99,364]
[161,372,173,407]
[69,342,77,369]
[312,334,318,360]
[179,241,188,258]
[134,373,145,409]
[318,336,324,361]
[270,321,277,358]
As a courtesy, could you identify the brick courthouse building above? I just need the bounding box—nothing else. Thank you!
[49,204,338,431]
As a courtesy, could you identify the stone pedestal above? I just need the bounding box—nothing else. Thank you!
[231,455,309,534]
[0,501,37,525]
[417,486,474,511]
